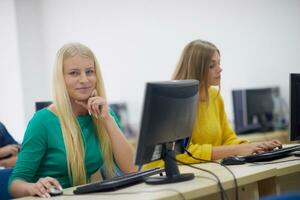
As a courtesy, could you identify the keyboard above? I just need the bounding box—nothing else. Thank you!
[73,167,164,194]
[242,144,300,162]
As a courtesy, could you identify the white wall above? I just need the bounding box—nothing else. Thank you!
[0,0,25,142]
[2,0,300,141]
[15,0,48,122]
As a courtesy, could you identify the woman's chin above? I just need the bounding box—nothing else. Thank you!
[74,95,90,102]
[210,82,220,87]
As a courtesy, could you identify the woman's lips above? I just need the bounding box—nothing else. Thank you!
[76,87,92,92]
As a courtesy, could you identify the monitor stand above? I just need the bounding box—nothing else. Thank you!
[145,144,194,185]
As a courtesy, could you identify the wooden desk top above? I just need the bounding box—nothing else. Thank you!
[17,148,300,200]
[18,163,280,200]
[238,130,289,143]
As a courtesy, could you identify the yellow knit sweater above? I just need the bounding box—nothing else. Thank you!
[142,87,248,170]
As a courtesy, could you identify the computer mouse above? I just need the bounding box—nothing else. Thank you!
[49,186,63,196]
[293,151,300,157]
[220,156,246,165]
[272,145,283,150]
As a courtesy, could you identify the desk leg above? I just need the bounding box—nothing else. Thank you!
[276,172,300,193]
[258,177,279,197]
[199,183,259,200]
[238,183,259,200]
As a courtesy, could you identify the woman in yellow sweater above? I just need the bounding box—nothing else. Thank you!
[143,39,281,169]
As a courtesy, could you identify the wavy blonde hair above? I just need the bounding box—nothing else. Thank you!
[52,42,116,186]
[172,39,220,102]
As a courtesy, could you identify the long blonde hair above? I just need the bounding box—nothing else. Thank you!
[52,42,116,186]
[172,39,220,102]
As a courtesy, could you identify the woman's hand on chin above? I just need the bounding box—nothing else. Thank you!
[75,89,111,120]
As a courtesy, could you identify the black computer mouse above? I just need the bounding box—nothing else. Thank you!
[220,156,246,165]
[49,186,63,196]
[272,145,283,150]
[293,151,300,157]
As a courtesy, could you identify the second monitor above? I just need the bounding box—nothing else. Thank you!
[232,87,286,134]
[135,80,199,184]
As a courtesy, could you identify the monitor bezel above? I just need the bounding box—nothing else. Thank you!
[289,73,300,141]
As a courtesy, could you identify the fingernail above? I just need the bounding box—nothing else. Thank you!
[46,193,51,198]
[59,186,63,190]
[88,110,91,115]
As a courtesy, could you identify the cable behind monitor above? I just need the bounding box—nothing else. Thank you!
[183,148,238,200]
[165,155,227,200]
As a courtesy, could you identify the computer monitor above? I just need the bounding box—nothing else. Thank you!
[232,87,280,134]
[135,80,199,184]
[290,73,300,141]
[35,101,52,112]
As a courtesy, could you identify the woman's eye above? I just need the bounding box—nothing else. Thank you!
[86,69,94,75]
[69,71,79,76]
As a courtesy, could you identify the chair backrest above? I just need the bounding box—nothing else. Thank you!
[0,168,13,200]
[35,101,52,112]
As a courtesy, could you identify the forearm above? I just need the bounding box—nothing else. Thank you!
[0,155,17,167]
[0,148,5,157]
[104,117,137,173]
[211,145,239,160]
[10,179,32,198]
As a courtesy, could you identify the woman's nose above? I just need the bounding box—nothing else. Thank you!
[79,73,88,82]
[219,66,223,73]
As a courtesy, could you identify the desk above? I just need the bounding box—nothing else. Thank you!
[128,130,291,150]
[268,155,300,195]
[20,154,300,200]
[238,130,289,144]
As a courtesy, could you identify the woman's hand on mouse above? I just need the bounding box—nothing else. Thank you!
[27,176,62,198]
[75,89,111,120]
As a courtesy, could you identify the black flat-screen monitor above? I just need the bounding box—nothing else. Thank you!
[290,73,300,141]
[35,101,52,112]
[135,80,199,184]
[232,87,280,134]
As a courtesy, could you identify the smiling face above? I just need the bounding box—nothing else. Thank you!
[207,51,222,86]
[63,54,96,102]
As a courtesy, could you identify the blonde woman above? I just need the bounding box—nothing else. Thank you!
[9,43,137,198]
[143,39,282,169]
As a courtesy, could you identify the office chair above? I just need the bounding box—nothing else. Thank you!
[262,193,300,200]
[0,167,13,200]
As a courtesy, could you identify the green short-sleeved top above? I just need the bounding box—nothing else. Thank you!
[9,108,121,188]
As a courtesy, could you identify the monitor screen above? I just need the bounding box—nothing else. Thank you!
[290,73,300,141]
[232,87,280,134]
[135,80,199,184]
[35,101,52,112]
[246,88,279,130]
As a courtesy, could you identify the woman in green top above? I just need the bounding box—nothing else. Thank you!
[9,43,137,198]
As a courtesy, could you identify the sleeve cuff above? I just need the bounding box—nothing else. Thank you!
[196,144,212,161]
